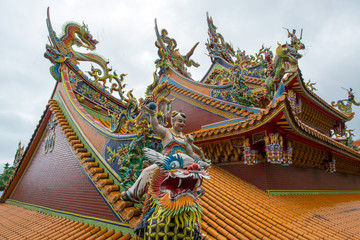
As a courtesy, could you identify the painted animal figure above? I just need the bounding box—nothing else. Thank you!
[45,8,119,85]
[134,148,210,240]
[264,43,303,99]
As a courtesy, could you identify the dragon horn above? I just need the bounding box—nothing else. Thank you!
[154,19,165,50]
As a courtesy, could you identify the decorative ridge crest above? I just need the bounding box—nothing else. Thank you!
[206,12,235,64]
[154,19,199,78]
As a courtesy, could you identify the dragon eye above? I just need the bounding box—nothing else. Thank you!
[170,161,180,169]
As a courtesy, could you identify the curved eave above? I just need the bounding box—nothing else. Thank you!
[282,98,360,161]
[162,74,264,115]
[163,63,230,91]
[293,70,353,122]
[165,58,264,95]
[168,83,261,118]
[191,93,287,143]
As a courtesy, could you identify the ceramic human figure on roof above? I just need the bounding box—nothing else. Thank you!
[331,87,360,115]
[121,104,208,203]
[284,28,305,51]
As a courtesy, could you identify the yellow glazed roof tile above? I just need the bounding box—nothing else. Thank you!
[200,165,360,239]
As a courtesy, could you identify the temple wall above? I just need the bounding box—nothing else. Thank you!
[265,163,360,191]
[218,162,360,191]
[10,124,118,222]
[218,162,267,190]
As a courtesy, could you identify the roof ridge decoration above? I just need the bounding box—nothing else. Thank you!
[235,45,273,70]
[331,87,360,115]
[44,8,131,104]
[305,79,317,91]
[263,39,304,100]
[332,125,358,151]
[206,12,235,64]
[210,61,260,107]
[204,23,305,107]
[154,19,199,78]
[109,79,173,133]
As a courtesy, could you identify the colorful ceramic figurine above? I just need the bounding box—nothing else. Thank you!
[134,148,209,239]
[122,103,209,202]
[122,103,210,239]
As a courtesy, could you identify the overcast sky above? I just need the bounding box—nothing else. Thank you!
[1,0,360,172]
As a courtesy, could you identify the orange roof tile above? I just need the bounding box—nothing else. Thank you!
[201,165,360,239]
[0,204,131,239]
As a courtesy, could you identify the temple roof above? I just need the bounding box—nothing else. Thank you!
[2,10,360,240]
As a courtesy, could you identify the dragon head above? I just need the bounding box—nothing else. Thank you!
[143,148,209,215]
[276,43,303,63]
[79,22,98,50]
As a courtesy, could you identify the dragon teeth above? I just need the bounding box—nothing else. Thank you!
[178,179,182,188]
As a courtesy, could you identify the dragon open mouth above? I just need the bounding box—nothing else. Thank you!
[159,172,204,200]
[289,51,302,60]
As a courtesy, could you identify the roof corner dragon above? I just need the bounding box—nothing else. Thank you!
[263,28,305,99]
[44,8,128,102]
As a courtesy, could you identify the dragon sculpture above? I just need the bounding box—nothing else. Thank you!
[45,8,140,134]
[263,37,304,99]
[134,148,209,240]
[44,8,129,102]
[154,19,200,78]
[306,79,317,91]
[331,88,360,115]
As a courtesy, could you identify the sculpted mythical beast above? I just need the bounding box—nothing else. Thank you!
[134,148,209,240]
[264,29,305,99]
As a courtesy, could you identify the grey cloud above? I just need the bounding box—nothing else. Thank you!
[1,0,360,169]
